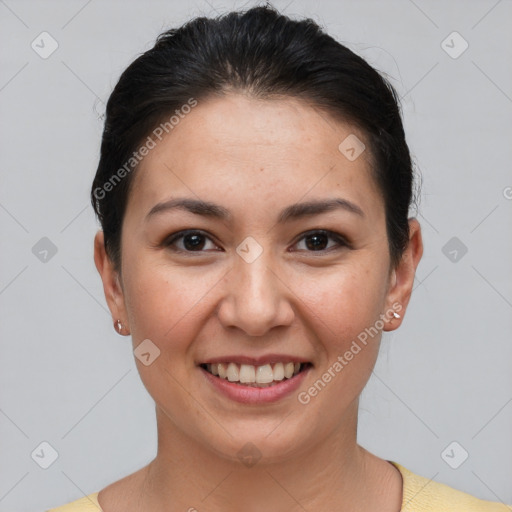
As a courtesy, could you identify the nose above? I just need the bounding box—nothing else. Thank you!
[216,248,295,337]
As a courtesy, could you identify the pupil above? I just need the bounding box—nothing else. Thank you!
[306,233,327,251]
[184,233,204,250]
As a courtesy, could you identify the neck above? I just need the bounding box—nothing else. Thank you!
[134,400,398,511]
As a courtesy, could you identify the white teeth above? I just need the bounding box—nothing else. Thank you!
[226,362,239,382]
[284,362,294,379]
[256,364,274,384]
[273,362,285,381]
[204,361,306,384]
[239,364,256,383]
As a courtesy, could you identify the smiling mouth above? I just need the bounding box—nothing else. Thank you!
[199,362,312,388]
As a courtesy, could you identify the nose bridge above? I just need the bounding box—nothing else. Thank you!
[237,248,275,302]
[218,238,293,336]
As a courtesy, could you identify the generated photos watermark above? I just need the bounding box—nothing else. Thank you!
[93,97,198,201]
[297,302,403,405]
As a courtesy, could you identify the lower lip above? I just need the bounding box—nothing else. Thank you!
[199,365,311,404]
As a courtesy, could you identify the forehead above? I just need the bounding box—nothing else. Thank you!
[126,94,383,224]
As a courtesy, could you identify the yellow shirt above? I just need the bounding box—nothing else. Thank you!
[46,461,511,511]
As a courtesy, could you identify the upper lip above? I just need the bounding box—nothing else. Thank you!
[198,354,312,366]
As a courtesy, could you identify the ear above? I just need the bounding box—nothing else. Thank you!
[93,230,129,334]
[382,218,423,332]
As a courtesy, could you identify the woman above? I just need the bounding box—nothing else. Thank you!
[48,5,510,511]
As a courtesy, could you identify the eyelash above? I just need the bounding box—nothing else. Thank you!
[162,229,350,255]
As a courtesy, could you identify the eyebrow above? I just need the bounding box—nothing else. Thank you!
[145,197,365,223]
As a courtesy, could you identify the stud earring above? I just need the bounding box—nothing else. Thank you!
[115,319,123,333]
[392,312,401,319]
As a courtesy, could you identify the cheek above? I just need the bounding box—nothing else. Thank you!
[122,264,216,417]
[297,269,384,406]
[294,265,386,410]
[296,262,385,344]
[123,262,219,358]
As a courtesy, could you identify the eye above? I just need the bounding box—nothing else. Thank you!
[163,230,220,253]
[162,229,349,254]
[291,230,348,253]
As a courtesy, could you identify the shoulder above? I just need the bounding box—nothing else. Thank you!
[46,492,101,511]
[48,464,149,511]
[390,461,511,511]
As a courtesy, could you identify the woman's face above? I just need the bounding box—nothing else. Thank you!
[95,93,422,463]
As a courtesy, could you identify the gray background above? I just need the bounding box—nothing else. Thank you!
[0,0,511,510]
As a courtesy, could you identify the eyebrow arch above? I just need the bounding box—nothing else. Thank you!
[145,197,365,223]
